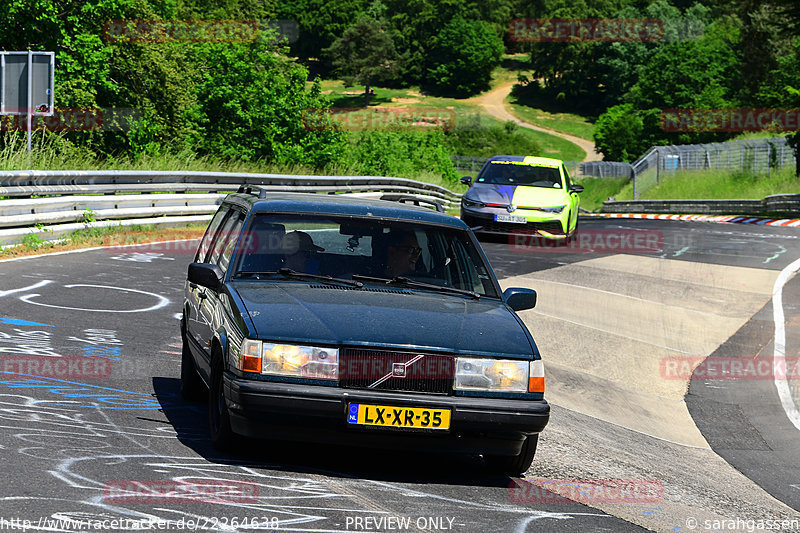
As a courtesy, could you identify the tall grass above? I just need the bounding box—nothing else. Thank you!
[0,131,460,191]
[614,166,800,201]
[574,177,629,212]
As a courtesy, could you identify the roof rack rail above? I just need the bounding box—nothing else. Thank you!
[236,185,268,199]
[383,194,446,213]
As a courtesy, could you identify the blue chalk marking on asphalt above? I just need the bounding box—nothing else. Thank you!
[83,344,122,361]
[0,372,161,409]
[0,317,55,327]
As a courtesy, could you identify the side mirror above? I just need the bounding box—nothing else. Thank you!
[460,176,472,186]
[503,287,537,311]
[569,184,584,194]
[188,262,224,292]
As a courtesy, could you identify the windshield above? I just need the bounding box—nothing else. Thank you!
[476,161,563,188]
[232,215,500,298]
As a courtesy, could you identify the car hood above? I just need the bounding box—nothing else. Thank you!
[231,282,536,359]
[467,183,568,207]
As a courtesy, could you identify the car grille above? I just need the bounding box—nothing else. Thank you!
[339,349,454,395]
[480,220,565,234]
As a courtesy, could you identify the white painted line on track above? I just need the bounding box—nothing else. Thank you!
[772,256,800,432]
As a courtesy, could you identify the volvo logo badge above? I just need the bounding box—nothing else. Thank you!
[507,204,517,213]
[392,363,407,378]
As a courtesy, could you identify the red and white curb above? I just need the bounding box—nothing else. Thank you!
[584,213,800,228]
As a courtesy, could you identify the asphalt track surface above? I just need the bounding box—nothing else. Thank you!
[0,217,798,532]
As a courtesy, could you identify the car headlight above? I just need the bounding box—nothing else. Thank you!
[539,205,566,214]
[455,358,544,393]
[462,198,485,208]
[238,340,338,380]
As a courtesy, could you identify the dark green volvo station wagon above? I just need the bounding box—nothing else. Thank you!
[181,190,549,476]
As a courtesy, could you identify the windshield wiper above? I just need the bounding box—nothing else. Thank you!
[237,268,363,288]
[351,275,480,299]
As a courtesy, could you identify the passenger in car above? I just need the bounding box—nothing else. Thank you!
[280,231,324,273]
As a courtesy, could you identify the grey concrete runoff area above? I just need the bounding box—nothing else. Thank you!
[0,217,798,532]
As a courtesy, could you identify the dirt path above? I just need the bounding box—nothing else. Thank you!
[476,82,603,162]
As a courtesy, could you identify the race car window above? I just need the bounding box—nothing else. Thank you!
[477,162,563,188]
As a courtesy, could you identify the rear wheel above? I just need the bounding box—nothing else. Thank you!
[485,434,539,477]
[180,320,205,401]
[209,350,235,451]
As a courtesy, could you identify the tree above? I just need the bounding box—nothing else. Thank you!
[425,16,503,97]
[276,0,369,69]
[185,33,346,166]
[324,13,398,106]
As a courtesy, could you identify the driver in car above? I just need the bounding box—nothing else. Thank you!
[383,230,422,277]
[281,231,324,273]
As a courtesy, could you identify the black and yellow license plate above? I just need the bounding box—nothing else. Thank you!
[347,403,451,430]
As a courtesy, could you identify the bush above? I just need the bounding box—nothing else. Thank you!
[444,116,542,157]
[593,104,648,162]
[342,129,458,183]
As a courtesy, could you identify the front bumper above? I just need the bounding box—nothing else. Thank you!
[460,206,568,237]
[224,373,550,456]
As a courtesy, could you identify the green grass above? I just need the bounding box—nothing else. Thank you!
[0,132,464,191]
[317,78,586,162]
[574,177,630,212]
[0,223,208,259]
[506,93,596,141]
[613,166,800,202]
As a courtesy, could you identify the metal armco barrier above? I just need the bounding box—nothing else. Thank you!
[603,194,800,216]
[0,170,462,247]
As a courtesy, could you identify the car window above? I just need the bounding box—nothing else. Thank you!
[208,210,244,268]
[562,164,572,189]
[232,214,500,298]
[218,213,246,273]
[195,207,229,263]
[477,162,562,188]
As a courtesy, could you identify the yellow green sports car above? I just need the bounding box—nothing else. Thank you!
[460,155,583,240]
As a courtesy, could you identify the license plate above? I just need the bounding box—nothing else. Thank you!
[495,214,527,224]
[347,403,451,430]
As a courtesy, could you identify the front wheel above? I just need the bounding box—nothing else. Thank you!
[209,351,235,451]
[485,434,539,477]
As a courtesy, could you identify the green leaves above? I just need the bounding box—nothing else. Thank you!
[425,16,503,97]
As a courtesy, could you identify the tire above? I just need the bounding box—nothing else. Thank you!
[485,434,539,477]
[566,214,579,245]
[209,350,235,451]
[180,321,205,401]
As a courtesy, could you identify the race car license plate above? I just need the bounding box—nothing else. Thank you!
[495,214,526,224]
[347,403,451,430]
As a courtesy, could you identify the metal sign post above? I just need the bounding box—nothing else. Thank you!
[0,51,55,152]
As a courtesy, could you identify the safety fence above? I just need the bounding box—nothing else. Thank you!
[602,193,800,217]
[0,170,461,247]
